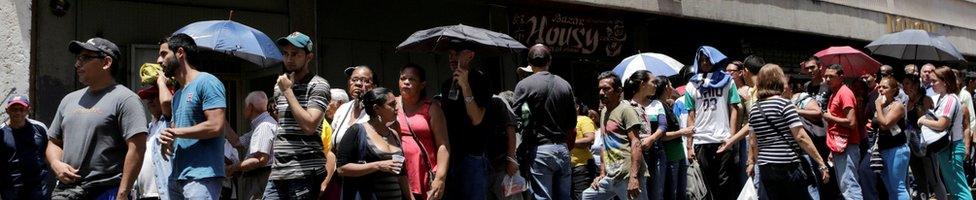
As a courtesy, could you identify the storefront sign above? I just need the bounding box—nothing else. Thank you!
[510,11,627,57]
[886,14,940,33]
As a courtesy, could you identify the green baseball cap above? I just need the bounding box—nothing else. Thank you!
[277,32,313,52]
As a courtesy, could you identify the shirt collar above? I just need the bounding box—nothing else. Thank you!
[251,112,274,130]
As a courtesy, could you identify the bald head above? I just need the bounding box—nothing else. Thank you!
[245,91,268,113]
[528,44,551,70]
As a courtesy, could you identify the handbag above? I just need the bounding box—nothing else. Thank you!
[756,98,816,185]
[912,94,954,156]
[398,99,437,189]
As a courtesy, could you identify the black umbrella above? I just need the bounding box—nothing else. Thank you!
[396,24,527,55]
[865,29,965,62]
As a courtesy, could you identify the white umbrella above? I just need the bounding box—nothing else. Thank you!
[613,52,684,81]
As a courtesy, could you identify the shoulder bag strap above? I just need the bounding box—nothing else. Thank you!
[399,98,436,181]
[332,101,357,145]
[757,98,804,158]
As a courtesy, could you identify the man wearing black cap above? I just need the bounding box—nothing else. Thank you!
[513,44,576,200]
[47,38,148,199]
[0,95,52,199]
[266,31,334,199]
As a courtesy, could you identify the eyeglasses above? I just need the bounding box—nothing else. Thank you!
[75,54,105,62]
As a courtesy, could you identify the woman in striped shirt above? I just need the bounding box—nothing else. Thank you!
[746,64,829,200]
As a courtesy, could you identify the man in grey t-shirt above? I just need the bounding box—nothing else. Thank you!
[46,38,148,200]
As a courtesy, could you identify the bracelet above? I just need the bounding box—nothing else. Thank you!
[819,166,829,170]
[464,96,475,103]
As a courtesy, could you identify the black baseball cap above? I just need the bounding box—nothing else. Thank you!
[69,37,120,59]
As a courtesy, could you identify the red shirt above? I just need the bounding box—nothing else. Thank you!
[826,85,861,152]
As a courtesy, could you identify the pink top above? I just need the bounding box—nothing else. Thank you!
[396,100,437,196]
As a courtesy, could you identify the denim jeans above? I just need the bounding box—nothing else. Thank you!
[167,177,222,200]
[520,143,572,200]
[643,142,666,200]
[263,173,324,200]
[857,137,880,200]
[832,144,863,200]
[445,154,489,200]
[665,159,688,200]
[936,140,973,200]
[880,144,910,200]
[580,176,648,200]
[803,155,822,200]
[755,165,767,200]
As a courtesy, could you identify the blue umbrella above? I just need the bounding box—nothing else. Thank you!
[865,29,965,62]
[175,20,283,67]
[612,53,684,80]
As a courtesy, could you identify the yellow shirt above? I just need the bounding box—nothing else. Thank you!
[320,119,334,154]
[571,116,595,167]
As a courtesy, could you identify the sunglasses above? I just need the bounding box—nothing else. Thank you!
[75,54,105,62]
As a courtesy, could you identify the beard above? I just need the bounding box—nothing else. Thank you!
[162,57,180,75]
[283,63,303,74]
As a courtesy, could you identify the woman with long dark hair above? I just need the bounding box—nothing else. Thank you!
[623,70,658,200]
[647,76,694,200]
[336,87,412,200]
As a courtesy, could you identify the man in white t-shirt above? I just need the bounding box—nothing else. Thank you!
[683,46,742,200]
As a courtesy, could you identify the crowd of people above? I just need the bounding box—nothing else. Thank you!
[2,30,976,200]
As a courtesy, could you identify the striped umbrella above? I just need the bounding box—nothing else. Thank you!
[613,53,684,81]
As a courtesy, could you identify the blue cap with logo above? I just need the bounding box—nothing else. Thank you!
[277,32,313,52]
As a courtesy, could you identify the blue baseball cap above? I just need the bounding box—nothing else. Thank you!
[277,32,313,52]
[6,94,29,107]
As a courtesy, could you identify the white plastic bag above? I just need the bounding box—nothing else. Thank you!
[502,171,528,197]
[737,177,758,200]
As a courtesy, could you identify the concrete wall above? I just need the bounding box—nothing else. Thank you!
[554,0,976,56]
[31,0,306,127]
[823,0,976,30]
[0,0,31,120]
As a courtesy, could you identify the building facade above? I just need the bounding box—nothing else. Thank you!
[4,0,975,131]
